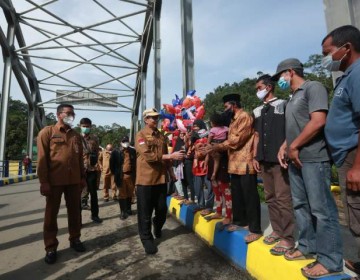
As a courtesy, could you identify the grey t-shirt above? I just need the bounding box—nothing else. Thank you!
[285,80,330,162]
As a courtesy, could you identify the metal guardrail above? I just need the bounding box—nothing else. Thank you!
[0,160,37,178]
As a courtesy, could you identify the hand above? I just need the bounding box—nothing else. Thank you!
[40,183,51,196]
[171,151,185,161]
[288,144,302,169]
[277,145,288,169]
[347,165,360,191]
[253,159,261,173]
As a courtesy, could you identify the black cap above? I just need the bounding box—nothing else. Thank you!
[121,136,129,143]
[272,58,303,81]
[222,94,240,103]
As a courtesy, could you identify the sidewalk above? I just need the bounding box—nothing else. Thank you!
[0,173,38,187]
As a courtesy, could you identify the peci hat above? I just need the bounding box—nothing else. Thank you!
[121,136,129,143]
[142,108,160,118]
[222,93,240,103]
[272,58,303,81]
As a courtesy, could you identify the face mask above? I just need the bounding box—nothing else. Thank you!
[63,116,74,126]
[256,88,268,100]
[278,76,290,90]
[321,52,346,72]
[221,108,234,127]
[121,142,130,148]
[81,127,90,134]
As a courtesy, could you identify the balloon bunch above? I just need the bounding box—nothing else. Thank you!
[160,90,205,132]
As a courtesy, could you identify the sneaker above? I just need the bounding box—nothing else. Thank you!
[70,240,86,252]
[44,250,57,264]
[142,240,158,255]
[91,216,102,223]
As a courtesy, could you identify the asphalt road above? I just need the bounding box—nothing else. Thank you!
[0,179,254,280]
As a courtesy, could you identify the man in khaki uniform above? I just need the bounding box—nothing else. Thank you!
[135,108,185,254]
[98,144,117,201]
[37,104,86,265]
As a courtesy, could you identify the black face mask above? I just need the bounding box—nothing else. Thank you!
[221,108,234,127]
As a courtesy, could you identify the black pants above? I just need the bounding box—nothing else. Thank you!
[137,184,167,241]
[86,171,99,218]
[183,159,195,201]
[230,173,261,234]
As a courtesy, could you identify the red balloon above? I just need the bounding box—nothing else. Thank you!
[163,104,175,114]
[193,96,201,108]
[195,105,205,119]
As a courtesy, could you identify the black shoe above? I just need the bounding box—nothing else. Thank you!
[142,240,158,255]
[44,251,57,264]
[126,209,133,215]
[120,212,129,220]
[104,198,109,202]
[70,240,86,252]
[82,204,90,210]
[92,216,102,223]
[154,229,162,239]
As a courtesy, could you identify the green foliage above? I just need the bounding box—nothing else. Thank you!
[6,99,28,159]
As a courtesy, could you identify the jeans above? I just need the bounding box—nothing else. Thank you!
[194,175,214,209]
[289,161,343,271]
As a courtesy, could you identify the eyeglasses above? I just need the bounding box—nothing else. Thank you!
[61,111,75,117]
[147,116,159,120]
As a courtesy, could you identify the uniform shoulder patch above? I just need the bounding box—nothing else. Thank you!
[138,138,145,145]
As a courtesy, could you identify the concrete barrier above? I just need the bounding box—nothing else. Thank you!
[167,196,351,280]
[0,174,38,187]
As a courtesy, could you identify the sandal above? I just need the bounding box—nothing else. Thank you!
[225,224,243,232]
[269,244,294,256]
[200,209,214,216]
[284,248,315,261]
[203,213,223,221]
[301,261,342,279]
[263,234,281,245]
[245,233,262,244]
[345,259,360,275]
[216,222,231,231]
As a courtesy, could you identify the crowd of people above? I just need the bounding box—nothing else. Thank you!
[36,24,360,279]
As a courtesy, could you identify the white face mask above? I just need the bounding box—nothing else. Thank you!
[256,88,268,101]
[121,142,130,148]
[321,44,347,72]
[63,116,74,127]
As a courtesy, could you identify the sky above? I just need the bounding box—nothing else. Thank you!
[0,0,329,128]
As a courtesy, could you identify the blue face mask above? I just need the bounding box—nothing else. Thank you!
[81,127,90,134]
[278,76,290,90]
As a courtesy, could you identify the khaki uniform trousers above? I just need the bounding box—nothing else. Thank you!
[44,184,81,252]
[102,174,117,199]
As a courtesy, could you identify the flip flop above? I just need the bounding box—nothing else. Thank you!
[203,214,223,221]
[200,209,214,216]
[301,261,343,279]
[225,224,243,232]
[215,222,231,231]
[284,248,315,261]
[245,233,262,244]
[192,206,206,214]
[263,234,281,245]
[269,244,294,256]
[345,259,360,275]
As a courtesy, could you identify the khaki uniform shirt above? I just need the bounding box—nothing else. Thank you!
[98,150,112,176]
[135,126,168,185]
[218,109,256,175]
[123,149,132,173]
[81,134,99,172]
[37,123,85,186]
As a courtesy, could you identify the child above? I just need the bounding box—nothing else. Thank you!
[207,113,228,182]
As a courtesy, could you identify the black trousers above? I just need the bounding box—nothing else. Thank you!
[230,173,262,234]
[137,184,167,241]
[86,171,99,217]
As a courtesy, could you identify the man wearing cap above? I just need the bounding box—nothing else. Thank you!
[274,58,343,277]
[110,136,137,220]
[135,108,185,254]
[322,25,360,277]
[204,94,262,243]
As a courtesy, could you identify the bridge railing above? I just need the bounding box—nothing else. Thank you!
[0,160,37,178]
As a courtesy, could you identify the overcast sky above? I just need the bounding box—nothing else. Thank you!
[0,0,328,127]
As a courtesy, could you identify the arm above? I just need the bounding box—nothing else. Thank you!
[252,131,261,172]
[277,140,288,169]
[37,128,51,196]
[347,135,360,191]
[288,111,327,168]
